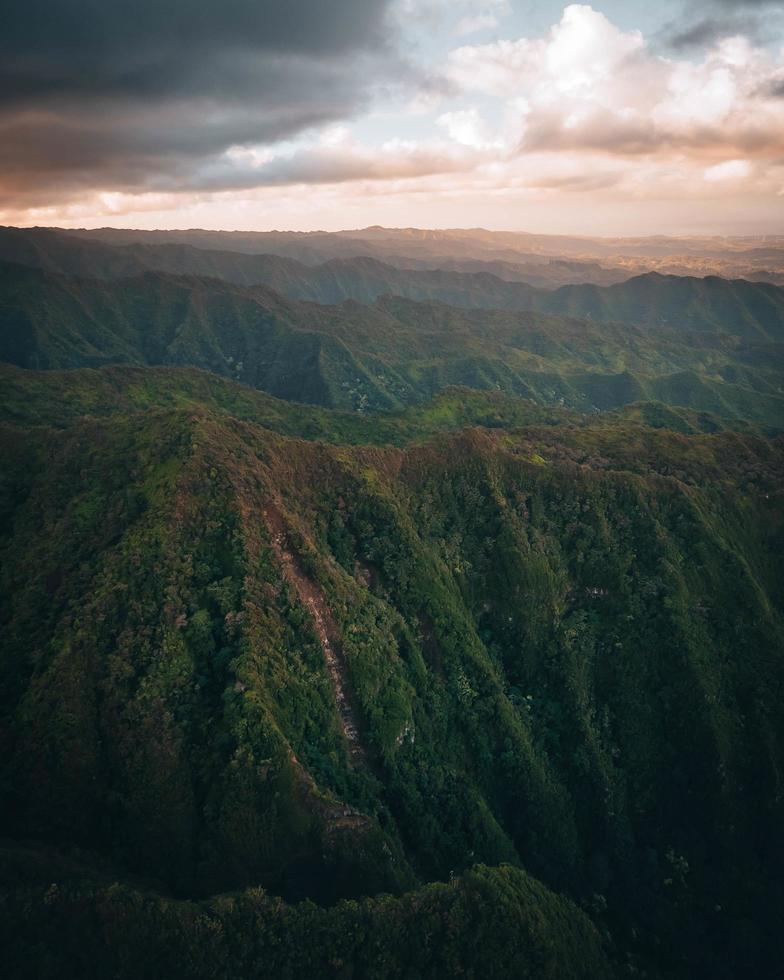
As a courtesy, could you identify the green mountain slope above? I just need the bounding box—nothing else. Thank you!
[546,273,784,340]
[0,858,610,980]
[2,261,782,425]
[0,362,578,441]
[0,362,762,441]
[1,398,783,977]
[1,227,784,977]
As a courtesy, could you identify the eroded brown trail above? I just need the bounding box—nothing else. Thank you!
[263,507,365,764]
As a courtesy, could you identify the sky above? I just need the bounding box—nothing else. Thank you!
[1,0,784,235]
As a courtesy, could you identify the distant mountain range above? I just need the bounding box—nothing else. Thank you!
[5,224,784,285]
[0,225,632,288]
[3,227,784,336]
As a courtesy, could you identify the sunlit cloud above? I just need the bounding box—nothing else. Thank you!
[2,2,784,233]
[703,158,753,180]
[447,6,784,160]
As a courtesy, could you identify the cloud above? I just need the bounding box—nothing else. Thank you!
[666,16,759,49]
[445,6,784,161]
[3,1,784,228]
[197,137,476,189]
[436,109,497,148]
[447,7,650,99]
[659,0,784,50]
[703,158,753,179]
[0,0,410,206]
[0,0,392,104]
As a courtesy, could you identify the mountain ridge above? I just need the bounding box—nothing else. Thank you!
[2,258,782,425]
[2,393,782,977]
[6,223,784,289]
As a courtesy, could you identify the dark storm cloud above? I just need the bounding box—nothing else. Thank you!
[661,0,783,50]
[0,0,391,104]
[666,14,759,48]
[0,0,407,204]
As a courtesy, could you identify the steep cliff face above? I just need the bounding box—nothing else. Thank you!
[1,399,782,977]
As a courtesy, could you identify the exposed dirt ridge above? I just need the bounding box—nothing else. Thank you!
[263,506,365,764]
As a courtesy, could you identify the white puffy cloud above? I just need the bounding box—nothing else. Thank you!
[446,5,784,161]
[436,108,497,148]
[447,6,649,99]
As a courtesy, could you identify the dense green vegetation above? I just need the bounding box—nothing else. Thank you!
[0,856,610,980]
[0,363,576,442]
[0,362,763,442]
[1,382,782,977]
[1,232,783,977]
[2,260,783,425]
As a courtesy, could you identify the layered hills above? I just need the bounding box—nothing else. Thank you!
[0,225,628,289]
[12,224,784,284]
[4,227,784,332]
[2,260,783,426]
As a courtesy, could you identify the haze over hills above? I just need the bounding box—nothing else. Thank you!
[5,228,784,329]
[1,226,630,289]
[6,224,784,285]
